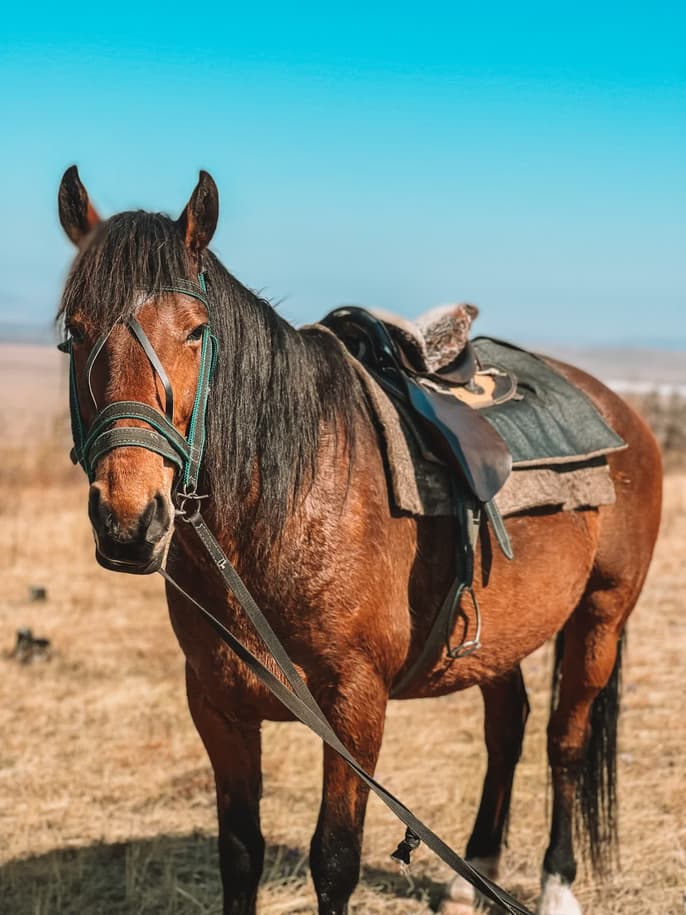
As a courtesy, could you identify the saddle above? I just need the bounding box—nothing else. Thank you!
[320,304,625,687]
[320,304,513,505]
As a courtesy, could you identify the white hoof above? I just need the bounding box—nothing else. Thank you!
[536,872,582,915]
[438,902,483,915]
[439,857,498,915]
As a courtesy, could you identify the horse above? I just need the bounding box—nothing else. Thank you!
[56,166,662,915]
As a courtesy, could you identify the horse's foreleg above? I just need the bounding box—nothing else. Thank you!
[186,664,264,915]
[310,670,388,915]
[441,666,529,914]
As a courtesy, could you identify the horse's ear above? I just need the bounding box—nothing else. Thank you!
[58,165,101,246]
[177,170,219,256]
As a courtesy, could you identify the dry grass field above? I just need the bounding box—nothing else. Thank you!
[0,344,684,914]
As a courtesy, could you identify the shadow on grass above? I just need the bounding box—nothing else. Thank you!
[0,832,449,914]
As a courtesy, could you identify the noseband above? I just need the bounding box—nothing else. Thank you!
[59,273,217,505]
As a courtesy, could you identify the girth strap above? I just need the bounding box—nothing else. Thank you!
[390,495,483,698]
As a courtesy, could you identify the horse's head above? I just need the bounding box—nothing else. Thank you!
[57,166,219,573]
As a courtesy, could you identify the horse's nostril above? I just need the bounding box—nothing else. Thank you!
[89,486,169,546]
[142,494,171,544]
[140,499,156,531]
[88,485,102,528]
[88,484,115,535]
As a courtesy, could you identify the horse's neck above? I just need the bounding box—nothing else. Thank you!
[178,321,375,597]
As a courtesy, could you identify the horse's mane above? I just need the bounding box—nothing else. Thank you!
[58,211,366,545]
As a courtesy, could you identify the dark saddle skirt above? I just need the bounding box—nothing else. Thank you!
[321,304,514,504]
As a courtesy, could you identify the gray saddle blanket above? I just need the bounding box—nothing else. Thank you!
[471,337,626,467]
[341,335,625,518]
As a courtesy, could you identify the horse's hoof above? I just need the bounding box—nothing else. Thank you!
[535,872,582,915]
[438,902,482,915]
[440,857,498,915]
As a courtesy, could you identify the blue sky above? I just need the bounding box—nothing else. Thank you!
[1,1,684,345]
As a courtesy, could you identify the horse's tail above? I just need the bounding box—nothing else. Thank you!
[550,629,624,874]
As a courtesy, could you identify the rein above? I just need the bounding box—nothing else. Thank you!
[60,276,534,915]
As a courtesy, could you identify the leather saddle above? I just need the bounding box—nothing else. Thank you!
[320,306,513,504]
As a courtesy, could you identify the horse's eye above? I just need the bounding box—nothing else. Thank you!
[66,324,85,344]
[186,324,207,343]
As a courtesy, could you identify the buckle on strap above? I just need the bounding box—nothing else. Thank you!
[174,485,209,523]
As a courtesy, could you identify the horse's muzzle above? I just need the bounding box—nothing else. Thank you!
[88,487,172,574]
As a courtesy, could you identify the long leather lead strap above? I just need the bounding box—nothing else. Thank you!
[160,513,533,915]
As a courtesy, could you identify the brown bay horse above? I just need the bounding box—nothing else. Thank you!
[56,167,662,915]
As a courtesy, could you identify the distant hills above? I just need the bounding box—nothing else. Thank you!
[0,320,57,345]
[1,324,684,393]
[542,345,686,394]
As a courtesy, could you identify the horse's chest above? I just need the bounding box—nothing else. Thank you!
[167,592,330,722]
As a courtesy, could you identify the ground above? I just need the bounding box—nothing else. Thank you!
[0,346,684,914]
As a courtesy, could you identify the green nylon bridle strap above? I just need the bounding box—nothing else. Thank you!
[62,275,216,495]
[80,402,191,464]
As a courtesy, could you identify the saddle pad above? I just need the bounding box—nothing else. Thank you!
[412,455,616,518]
[471,337,626,467]
[341,342,617,519]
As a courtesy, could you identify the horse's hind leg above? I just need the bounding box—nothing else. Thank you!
[533,368,662,915]
[186,665,264,915]
[442,666,529,914]
[310,666,388,915]
[539,595,629,915]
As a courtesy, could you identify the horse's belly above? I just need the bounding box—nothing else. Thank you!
[403,507,600,698]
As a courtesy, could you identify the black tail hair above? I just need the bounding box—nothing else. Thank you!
[550,629,624,875]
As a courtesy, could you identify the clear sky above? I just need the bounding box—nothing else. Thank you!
[1,1,684,345]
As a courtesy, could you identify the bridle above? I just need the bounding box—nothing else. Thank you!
[58,273,534,915]
[59,273,217,511]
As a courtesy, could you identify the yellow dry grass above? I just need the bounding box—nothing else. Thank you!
[0,347,684,914]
